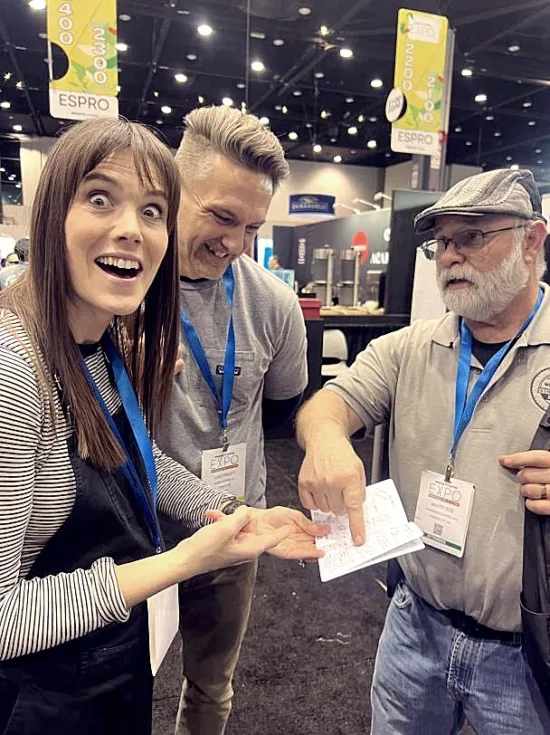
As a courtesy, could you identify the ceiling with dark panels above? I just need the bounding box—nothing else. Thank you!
[0,0,550,180]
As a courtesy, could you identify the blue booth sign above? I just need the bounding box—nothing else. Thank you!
[289,194,335,217]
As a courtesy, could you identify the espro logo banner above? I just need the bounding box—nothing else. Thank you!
[47,0,118,121]
[388,9,448,156]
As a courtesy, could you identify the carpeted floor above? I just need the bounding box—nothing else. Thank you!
[152,435,390,734]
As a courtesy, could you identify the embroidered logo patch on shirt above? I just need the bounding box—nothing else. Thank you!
[530,367,550,410]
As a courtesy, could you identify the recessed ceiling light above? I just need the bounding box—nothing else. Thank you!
[251,60,265,72]
[461,68,473,77]
[0,167,5,172]
[350,149,357,154]
[197,24,213,36]
[333,155,342,163]
[494,131,502,137]
[293,90,302,96]
[12,124,22,132]
[15,81,23,90]
[250,31,266,40]
[370,78,383,89]
[348,126,358,135]
[330,137,337,143]
[236,82,246,89]
[320,110,330,119]
[340,48,353,59]
[222,97,233,107]
[508,44,520,53]
[475,93,487,103]
[273,39,285,46]
[314,72,324,79]
[357,115,365,123]
[187,54,198,61]
[161,105,172,114]
[28,0,46,9]
[523,101,532,108]
[511,163,520,170]
[367,139,377,149]
[305,123,312,128]
[506,156,513,161]
[198,95,205,103]
[153,91,159,98]
[528,120,536,126]
[299,7,312,15]
[345,97,354,103]
[0,101,10,109]
[320,25,330,36]
[313,143,323,153]
[174,73,188,84]
[536,148,542,153]
[38,32,47,39]
[15,183,21,189]
[259,116,270,125]
[368,116,378,123]
[538,159,543,165]
[485,114,495,121]
[288,132,298,140]
[116,42,128,52]
[454,126,462,132]
[282,105,288,114]
[155,119,163,125]
[274,105,282,111]
[119,14,132,21]
[4,73,11,81]
[385,152,391,158]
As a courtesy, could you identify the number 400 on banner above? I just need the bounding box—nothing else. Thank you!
[47,0,119,121]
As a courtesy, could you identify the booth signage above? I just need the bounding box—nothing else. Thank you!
[289,194,335,217]
[47,0,119,121]
[389,9,448,156]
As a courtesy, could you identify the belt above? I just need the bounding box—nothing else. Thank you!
[440,607,522,644]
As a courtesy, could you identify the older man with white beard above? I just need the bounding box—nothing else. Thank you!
[296,168,550,733]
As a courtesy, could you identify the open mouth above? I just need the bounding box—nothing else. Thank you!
[446,277,471,288]
[205,243,229,260]
[95,256,142,280]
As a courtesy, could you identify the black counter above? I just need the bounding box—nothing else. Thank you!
[322,314,410,363]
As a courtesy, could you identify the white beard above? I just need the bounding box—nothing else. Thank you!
[436,241,530,322]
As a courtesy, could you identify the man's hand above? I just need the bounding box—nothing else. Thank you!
[299,433,367,545]
[206,506,328,561]
[500,450,550,515]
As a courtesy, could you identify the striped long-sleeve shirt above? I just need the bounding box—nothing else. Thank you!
[0,311,232,661]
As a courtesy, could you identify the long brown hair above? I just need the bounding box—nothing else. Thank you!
[0,118,180,470]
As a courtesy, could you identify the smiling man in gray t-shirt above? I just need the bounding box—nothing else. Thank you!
[158,106,307,735]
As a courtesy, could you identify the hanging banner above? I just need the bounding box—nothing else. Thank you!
[388,9,448,156]
[47,0,118,121]
[289,194,335,217]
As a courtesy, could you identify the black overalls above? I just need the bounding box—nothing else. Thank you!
[0,391,158,734]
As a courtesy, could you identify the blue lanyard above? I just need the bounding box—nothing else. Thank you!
[447,288,544,480]
[180,265,236,450]
[81,335,161,551]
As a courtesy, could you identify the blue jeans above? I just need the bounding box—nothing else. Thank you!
[371,581,550,734]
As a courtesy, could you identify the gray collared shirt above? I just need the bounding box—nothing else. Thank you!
[326,283,550,631]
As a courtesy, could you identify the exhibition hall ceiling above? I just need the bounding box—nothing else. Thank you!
[0,0,550,178]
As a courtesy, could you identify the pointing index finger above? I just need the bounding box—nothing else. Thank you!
[500,451,550,469]
[348,506,366,546]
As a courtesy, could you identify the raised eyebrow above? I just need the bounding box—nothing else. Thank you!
[82,173,167,200]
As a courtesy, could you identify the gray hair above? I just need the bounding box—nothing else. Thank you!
[175,105,289,191]
[514,220,546,281]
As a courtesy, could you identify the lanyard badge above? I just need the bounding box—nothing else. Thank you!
[446,288,544,481]
[81,335,161,551]
[180,265,236,452]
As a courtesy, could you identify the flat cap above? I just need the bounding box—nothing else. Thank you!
[414,168,546,233]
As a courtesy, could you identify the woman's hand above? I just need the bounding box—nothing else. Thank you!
[207,506,328,562]
[175,506,293,577]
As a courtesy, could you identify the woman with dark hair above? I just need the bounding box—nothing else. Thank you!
[0,117,324,734]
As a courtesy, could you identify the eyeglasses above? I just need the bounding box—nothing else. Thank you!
[420,224,527,261]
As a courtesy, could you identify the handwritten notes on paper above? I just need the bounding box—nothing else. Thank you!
[311,479,424,582]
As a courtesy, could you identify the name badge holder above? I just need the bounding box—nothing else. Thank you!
[81,334,178,675]
[181,265,246,501]
[415,289,544,558]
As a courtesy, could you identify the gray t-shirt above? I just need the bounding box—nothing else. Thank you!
[158,255,307,535]
[326,284,550,632]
